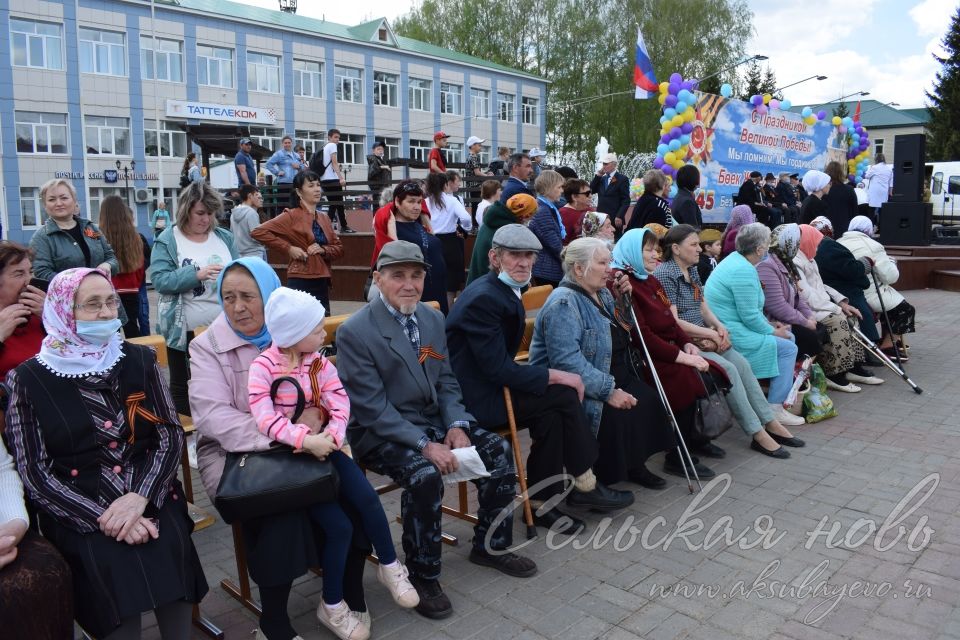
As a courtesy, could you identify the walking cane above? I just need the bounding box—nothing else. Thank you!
[851,324,922,394]
[619,287,702,493]
[866,262,904,367]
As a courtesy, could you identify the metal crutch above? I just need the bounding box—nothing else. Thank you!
[867,266,905,367]
[852,324,923,394]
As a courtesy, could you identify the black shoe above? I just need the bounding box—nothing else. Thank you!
[409,574,452,619]
[628,465,667,490]
[694,442,726,459]
[864,353,885,367]
[766,431,806,448]
[340,226,357,234]
[850,363,875,377]
[750,439,790,459]
[532,508,585,536]
[663,457,716,479]
[469,548,538,578]
[566,483,635,512]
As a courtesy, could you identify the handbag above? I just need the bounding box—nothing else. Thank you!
[214,376,340,524]
[691,370,734,440]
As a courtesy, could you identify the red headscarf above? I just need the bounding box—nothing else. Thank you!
[798,224,824,260]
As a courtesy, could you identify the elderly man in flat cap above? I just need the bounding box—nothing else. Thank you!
[336,240,536,621]
[446,224,634,538]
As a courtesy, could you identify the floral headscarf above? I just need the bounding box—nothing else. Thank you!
[580,211,609,238]
[769,224,803,284]
[723,205,755,235]
[643,223,668,240]
[810,216,834,237]
[37,268,124,378]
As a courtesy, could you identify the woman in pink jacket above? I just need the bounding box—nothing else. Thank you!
[187,257,369,640]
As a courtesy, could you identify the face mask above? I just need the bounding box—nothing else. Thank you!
[75,319,122,345]
[498,270,531,289]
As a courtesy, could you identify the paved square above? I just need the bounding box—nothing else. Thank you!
[146,288,960,639]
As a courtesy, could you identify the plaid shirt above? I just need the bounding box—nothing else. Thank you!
[380,296,470,451]
[653,259,707,327]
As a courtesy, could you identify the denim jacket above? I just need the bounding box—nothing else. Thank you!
[528,277,615,436]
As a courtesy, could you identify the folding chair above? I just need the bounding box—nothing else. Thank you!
[521,284,553,312]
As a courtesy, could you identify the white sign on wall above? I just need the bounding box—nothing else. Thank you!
[166,100,277,125]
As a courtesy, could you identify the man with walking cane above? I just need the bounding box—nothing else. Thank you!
[446,225,635,537]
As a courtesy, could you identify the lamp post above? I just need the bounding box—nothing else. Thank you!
[815,90,870,109]
[116,159,136,201]
[858,101,900,117]
[773,75,828,94]
[693,54,768,87]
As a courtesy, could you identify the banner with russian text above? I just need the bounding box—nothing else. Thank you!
[684,92,840,223]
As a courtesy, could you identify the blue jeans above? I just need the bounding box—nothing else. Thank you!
[767,336,798,404]
[309,450,398,605]
[138,282,151,335]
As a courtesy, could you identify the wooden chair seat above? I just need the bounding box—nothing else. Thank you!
[522,284,553,312]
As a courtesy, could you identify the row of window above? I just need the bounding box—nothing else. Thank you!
[19,185,181,229]
[10,18,542,124]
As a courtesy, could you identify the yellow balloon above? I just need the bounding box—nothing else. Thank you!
[832,116,842,126]
[674,160,685,170]
[683,108,696,122]
[663,152,676,165]
[763,93,772,105]
[659,82,669,94]
[658,94,666,105]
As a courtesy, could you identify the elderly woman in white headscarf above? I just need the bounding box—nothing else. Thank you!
[580,211,615,243]
[800,170,831,225]
[838,215,916,358]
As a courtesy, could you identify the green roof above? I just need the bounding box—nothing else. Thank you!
[899,107,931,124]
[156,0,545,82]
[790,99,929,129]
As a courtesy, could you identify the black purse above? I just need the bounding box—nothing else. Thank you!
[691,370,734,440]
[214,376,340,524]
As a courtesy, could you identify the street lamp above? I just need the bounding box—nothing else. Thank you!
[116,159,136,200]
[693,54,768,87]
[858,101,900,117]
[773,75,828,94]
[815,90,870,108]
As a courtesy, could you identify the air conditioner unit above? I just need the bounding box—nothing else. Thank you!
[134,188,152,204]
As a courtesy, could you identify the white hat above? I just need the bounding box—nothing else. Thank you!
[466,136,486,148]
[529,147,547,158]
[264,287,326,349]
[601,152,618,164]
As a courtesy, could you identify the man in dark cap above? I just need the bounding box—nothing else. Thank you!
[446,224,635,538]
[337,240,537,621]
[738,170,778,227]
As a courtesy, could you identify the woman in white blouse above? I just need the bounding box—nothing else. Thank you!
[425,171,473,309]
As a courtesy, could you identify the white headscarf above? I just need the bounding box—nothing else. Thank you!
[37,268,124,378]
[802,170,831,194]
[848,215,874,236]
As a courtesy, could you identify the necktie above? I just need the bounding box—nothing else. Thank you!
[404,317,419,353]
[604,173,610,189]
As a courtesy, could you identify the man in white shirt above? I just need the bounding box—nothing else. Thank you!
[309,128,354,233]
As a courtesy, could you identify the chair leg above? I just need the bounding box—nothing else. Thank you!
[180,443,194,502]
[504,388,538,539]
[220,524,262,615]
[191,603,224,639]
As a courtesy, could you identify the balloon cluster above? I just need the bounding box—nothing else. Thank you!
[830,116,871,182]
[654,73,697,176]
[744,91,796,117]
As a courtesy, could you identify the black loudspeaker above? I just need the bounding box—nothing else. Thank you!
[891,134,925,202]
[879,201,932,246]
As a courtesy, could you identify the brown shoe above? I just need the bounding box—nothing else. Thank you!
[468,547,538,578]
[408,574,453,620]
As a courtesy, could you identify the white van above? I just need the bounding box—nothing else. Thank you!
[926,161,960,224]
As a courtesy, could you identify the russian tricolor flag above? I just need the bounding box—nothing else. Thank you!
[634,28,658,100]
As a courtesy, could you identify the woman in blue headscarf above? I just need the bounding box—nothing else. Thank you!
[188,257,370,640]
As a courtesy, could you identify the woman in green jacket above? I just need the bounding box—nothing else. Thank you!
[149,182,237,414]
[466,193,538,284]
[29,179,118,283]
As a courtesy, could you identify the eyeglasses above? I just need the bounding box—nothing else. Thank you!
[75,296,121,314]
[578,190,592,196]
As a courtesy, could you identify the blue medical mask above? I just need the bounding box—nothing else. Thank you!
[76,318,122,345]
[498,270,531,289]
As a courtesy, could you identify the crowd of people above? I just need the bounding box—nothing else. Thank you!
[0,140,917,640]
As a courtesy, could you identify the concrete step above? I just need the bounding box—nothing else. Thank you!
[931,269,960,292]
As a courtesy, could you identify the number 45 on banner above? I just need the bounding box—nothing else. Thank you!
[696,190,716,210]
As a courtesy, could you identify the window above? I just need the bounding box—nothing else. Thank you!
[522,97,539,125]
[85,115,130,155]
[933,172,943,195]
[443,142,463,165]
[470,88,490,119]
[19,188,47,228]
[497,92,515,122]
[197,45,233,88]
[249,126,283,151]
[79,28,125,76]
[145,120,187,157]
[140,36,182,82]
[478,145,491,165]
[335,65,362,103]
[409,78,431,112]
[874,138,884,156]
[247,51,280,93]
[10,19,63,70]
[157,187,178,220]
[15,111,68,154]
[295,129,326,160]
[293,59,322,98]
[378,27,388,42]
[88,188,128,224]
[410,139,433,163]
[373,72,398,107]
[382,137,400,160]
[440,83,462,115]
[338,133,365,165]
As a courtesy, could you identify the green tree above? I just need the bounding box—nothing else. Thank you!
[761,67,779,97]
[832,101,850,119]
[393,0,754,166]
[741,60,763,99]
[927,5,960,160]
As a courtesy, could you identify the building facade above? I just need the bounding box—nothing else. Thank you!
[0,0,548,243]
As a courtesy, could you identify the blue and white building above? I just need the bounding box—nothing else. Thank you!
[0,0,548,243]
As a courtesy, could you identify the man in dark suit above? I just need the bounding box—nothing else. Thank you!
[446,225,634,536]
[337,241,537,620]
[590,153,631,233]
[499,152,535,203]
[737,170,778,226]
[775,171,800,223]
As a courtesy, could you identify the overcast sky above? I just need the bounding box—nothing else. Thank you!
[238,0,954,108]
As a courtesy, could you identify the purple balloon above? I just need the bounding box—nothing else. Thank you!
[664,94,678,107]
[681,122,694,134]
[660,134,670,144]
[670,72,682,84]
[668,82,681,95]
[750,94,763,106]
[681,80,694,91]
[817,110,827,120]
[653,157,665,168]
[670,128,682,139]
[662,165,675,176]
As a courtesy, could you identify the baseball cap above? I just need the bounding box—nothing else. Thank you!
[433,131,450,141]
[528,147,547,158]
[466,136,486,147]
[601,152,618,164]
[239,137,252,145]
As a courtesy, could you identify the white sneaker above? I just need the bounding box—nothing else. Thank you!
[377,560,420,608]
[771,404,805,426]
[825,378,862,393]
[317,600,370,640]
[353,609,371,628]
[846,372,884,385]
